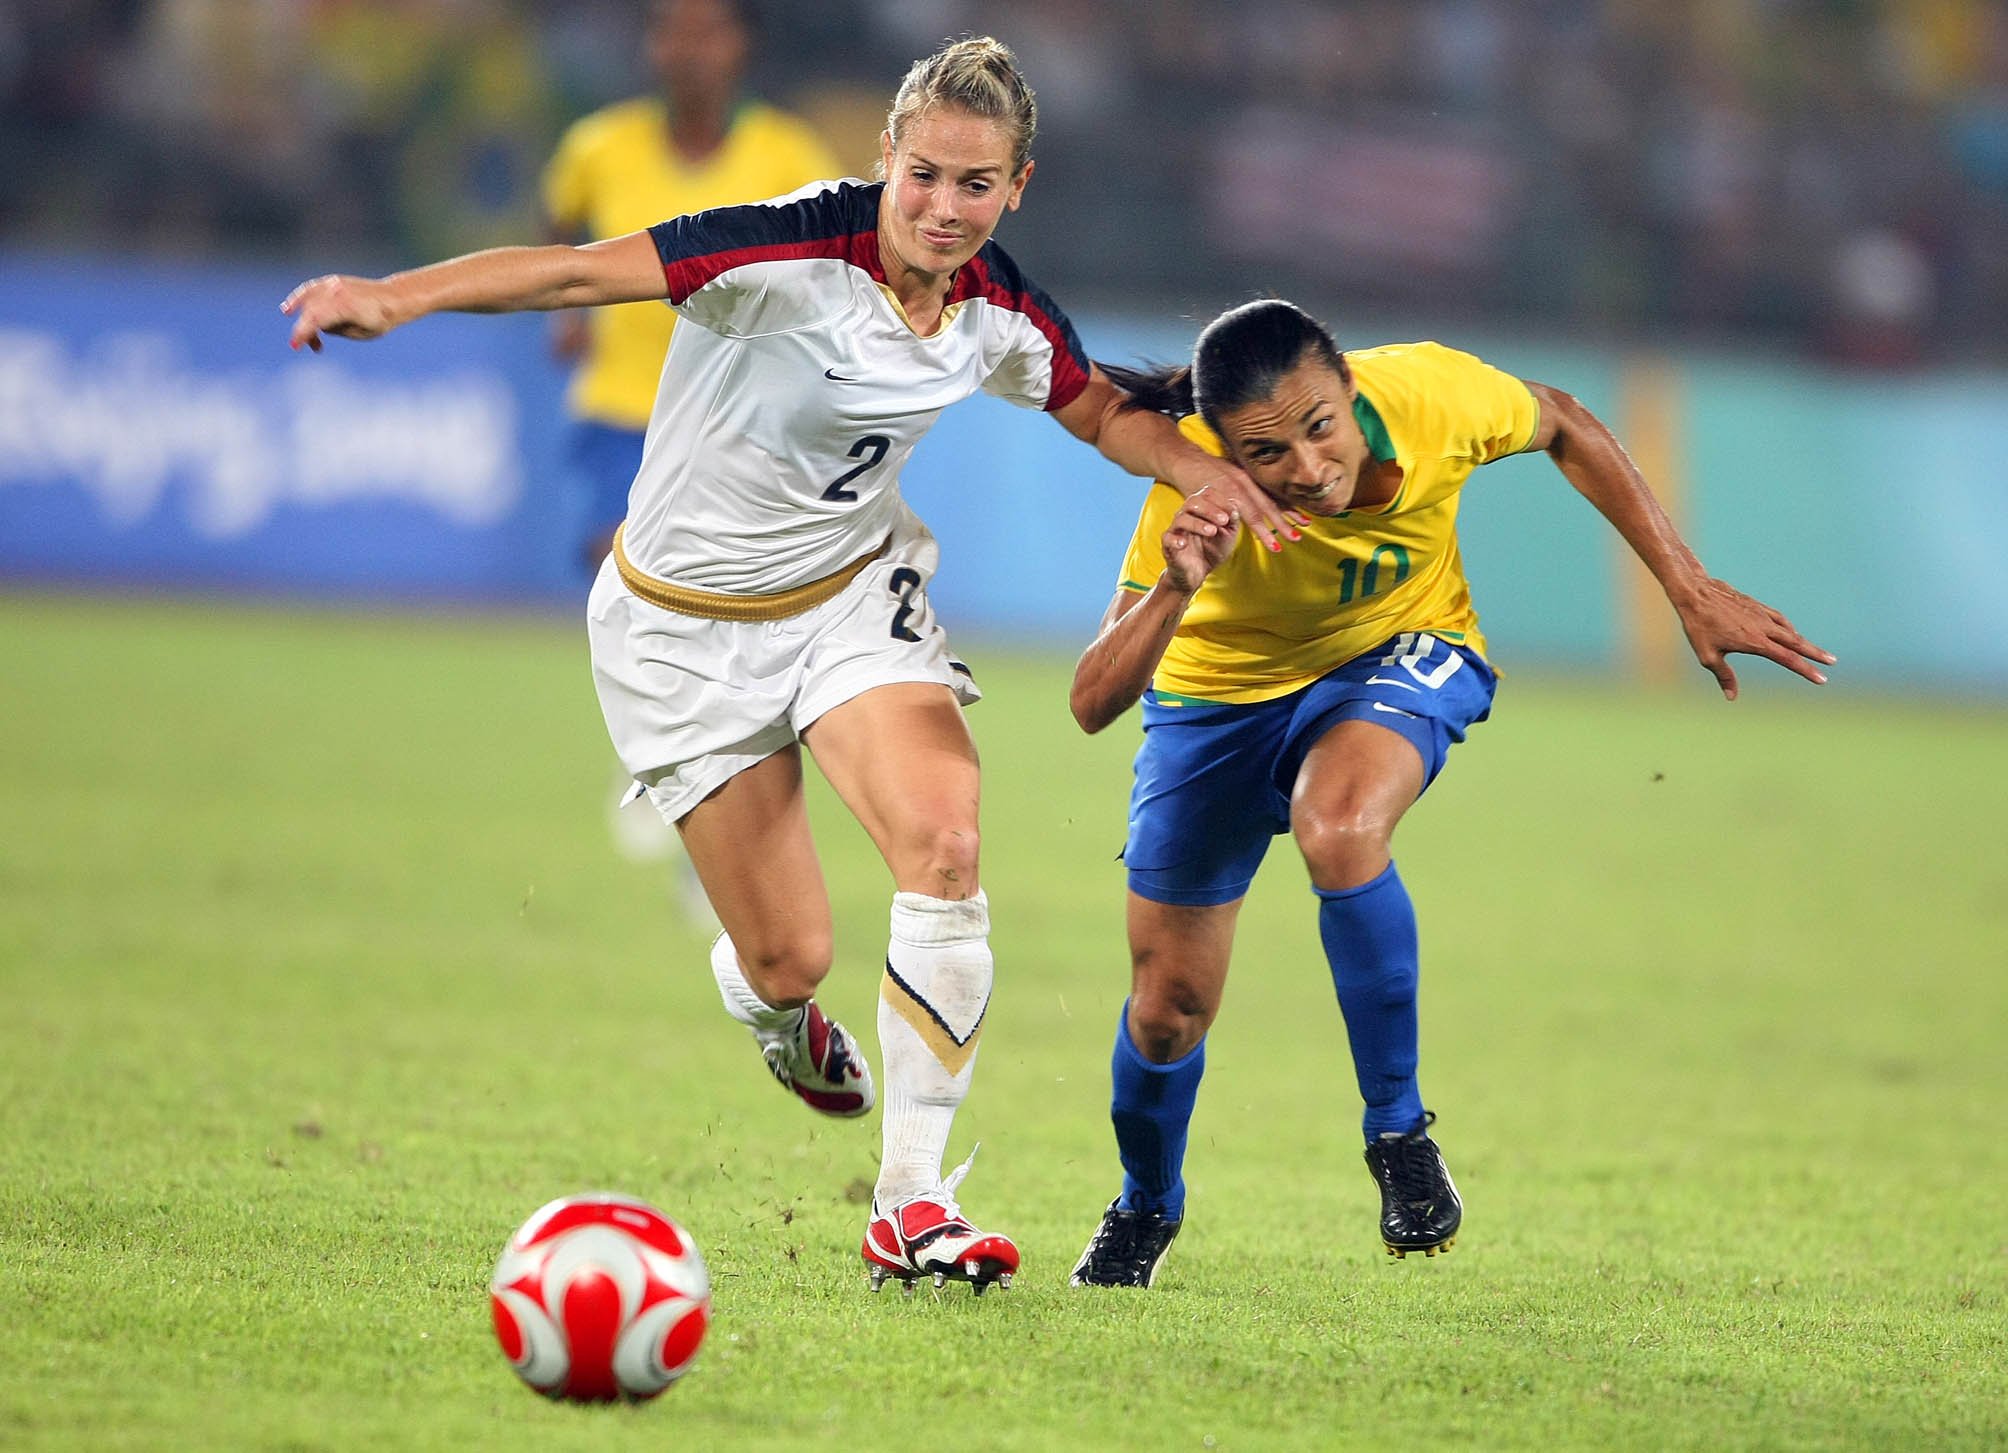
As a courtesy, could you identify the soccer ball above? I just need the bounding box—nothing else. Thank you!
[489,1193,711,1402]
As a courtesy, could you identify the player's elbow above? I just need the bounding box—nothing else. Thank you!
[1069,676,1119,735]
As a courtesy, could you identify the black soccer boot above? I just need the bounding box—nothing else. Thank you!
[1363,1110,1462,1258]
[1069,1200,1182,1287]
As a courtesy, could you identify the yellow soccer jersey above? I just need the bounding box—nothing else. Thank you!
[1117,342,1540,704]
[543,98,839,428]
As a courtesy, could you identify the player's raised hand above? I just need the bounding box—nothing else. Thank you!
[281,274,399,353]
[1673,577,1836,699]
[1183,462,1307,555]
[1162,486,1244,594]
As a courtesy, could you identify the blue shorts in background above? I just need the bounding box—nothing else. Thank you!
[1123,632,1497,907]
[566,419,646,555]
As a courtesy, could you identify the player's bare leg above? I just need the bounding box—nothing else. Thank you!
[806,683,1017,1294]
[678,747,872,1116]
[1293,718,1460,1257]
[1074,896,1238,1288]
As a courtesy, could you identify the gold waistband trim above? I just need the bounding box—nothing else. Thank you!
[611,524,889,622]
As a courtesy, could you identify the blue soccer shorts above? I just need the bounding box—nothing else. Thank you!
[1123,631,1497,907]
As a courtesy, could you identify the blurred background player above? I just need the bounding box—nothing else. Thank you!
[1065,299,1834,1287]
[283,36,1287,1295]
[542,0,839,876]
[544,0,838,574]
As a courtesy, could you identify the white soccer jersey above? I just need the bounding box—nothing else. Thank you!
[619,179,1091,595]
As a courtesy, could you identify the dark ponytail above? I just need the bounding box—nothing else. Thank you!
[1103,298,1347,429]
[1097,360,1196,418]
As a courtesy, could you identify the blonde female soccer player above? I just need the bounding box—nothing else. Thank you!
[1066,299,1833,1287]
[283,37,1293,1295]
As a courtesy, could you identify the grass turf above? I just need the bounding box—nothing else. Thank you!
[2,593,2003,1451]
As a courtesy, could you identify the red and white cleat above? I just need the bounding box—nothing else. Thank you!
[758,1002,874,1118]
[862,1151,1018,1296]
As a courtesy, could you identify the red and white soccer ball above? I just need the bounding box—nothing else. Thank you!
[489,1193,711,1403]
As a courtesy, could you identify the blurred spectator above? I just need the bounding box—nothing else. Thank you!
[1820,226,1937,367]
[310,0,558,260]
[4,0,2008,362]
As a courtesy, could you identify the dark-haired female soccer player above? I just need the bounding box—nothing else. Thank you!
[1067,299,1834,1287]
[284,37,1293,1296]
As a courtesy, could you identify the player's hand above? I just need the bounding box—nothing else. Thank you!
[281,274,399,353]
[1162,487,1244,594]
[1673,578,1836,699]
[550,310,590,363]
[1176,463,1307,554]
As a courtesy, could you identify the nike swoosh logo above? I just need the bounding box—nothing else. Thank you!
[1371,702,1419,718]
[1364,675,1419,692]
[824,367,858,381]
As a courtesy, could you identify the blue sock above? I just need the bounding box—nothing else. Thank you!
[1316,862,1426,1141]
[1109,1001,1204,1220]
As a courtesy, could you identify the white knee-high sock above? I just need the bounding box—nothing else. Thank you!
[876,890,992,1206]
[709,933,804,1039]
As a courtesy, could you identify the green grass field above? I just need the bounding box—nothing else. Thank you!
[3,592,2003,1451]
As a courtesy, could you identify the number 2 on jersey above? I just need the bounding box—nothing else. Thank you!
[822,435,891,502]
[887,567,923,642]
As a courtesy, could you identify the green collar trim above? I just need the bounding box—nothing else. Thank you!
[1353,390,1395,462]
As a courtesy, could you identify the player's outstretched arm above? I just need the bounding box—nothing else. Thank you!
[1054,368,1305,554]
[282,231,667,353]
[1070,489,1240,733]
[1524,381,1837,700]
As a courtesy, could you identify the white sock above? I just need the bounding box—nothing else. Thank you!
[875,890,992,1206]
[709,933,804,1041]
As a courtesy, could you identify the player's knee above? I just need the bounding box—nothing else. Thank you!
[1292,803,1394,890]
[909,823,981,898]
[1127,970,1215,1062]
[736,932,833,1008]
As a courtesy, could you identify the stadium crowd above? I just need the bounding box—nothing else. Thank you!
[7,0,2007,363]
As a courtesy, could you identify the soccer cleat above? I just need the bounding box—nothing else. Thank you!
[757,1002,874,1118]
[1069,1200,1182,1288]
[862,1150,1018,1295]
[1363,1110,1462,1258]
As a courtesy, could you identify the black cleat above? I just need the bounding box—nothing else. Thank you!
[1363,1111,1462,1258]
[1070,1200,1182,1287]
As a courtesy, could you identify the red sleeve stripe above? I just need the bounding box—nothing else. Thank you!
[659,234,880,305]
[955,248,1092,412]
[649,182,883,305]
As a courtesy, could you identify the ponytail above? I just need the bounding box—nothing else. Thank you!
[1098,360,1196,418]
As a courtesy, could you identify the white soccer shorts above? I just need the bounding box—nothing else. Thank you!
[586,508,981,825]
